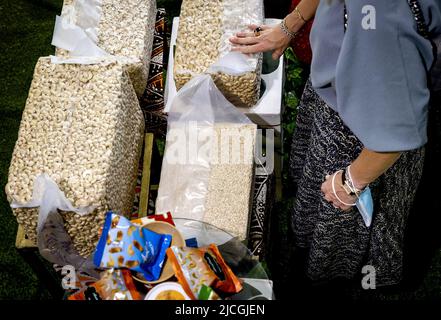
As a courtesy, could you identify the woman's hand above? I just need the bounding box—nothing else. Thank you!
[229,1,319,60]
[322,149,401,211]
[321,171,357,211]
[229,24,292,60]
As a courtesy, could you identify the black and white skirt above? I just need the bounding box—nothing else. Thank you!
[289,80,425,286]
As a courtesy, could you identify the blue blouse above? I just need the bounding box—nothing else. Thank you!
[310,0,441,152]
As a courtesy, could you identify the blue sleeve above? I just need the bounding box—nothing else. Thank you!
[335,0,440,152]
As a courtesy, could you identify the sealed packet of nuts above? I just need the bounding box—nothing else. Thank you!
[94,212,172,281]
[174,0,264,107]
[6,56,145,257]
[68,269,142,300]
[166,244,243,300]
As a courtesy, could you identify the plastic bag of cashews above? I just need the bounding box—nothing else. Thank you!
[52,0,157,97]
[156,75,257,240]
[174,0,264,108]
[5,57,145,257]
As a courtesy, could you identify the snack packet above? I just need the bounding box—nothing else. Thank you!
[68,269,141,300]
[166,244,243,300]
[94,212,172,281]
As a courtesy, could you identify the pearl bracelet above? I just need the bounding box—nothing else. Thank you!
[280,18,298,39]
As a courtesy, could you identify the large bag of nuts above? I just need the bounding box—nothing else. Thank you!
[5,57,145,256]
[174,0,264,108]
[155,75,257,240]
[53,0,157,97]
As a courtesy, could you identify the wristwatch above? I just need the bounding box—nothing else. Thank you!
[341,169,363,197]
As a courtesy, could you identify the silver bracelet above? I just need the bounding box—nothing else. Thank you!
[280,18,297,39]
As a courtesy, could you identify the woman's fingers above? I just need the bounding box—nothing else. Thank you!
[229,35,260,46]
[322,179,341,209]
[235,31,255,38]
[322,172,357,212]
[231,43,264,54]
[321,182,327,194]
[235,25,271,38]
[340,204,353,212]
[324,194,333,203]
[272,48,284,61]
[247,24,271,31]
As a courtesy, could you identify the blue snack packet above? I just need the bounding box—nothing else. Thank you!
[94,212,172,281]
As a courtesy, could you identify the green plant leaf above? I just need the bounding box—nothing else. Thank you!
[284,47,296,62]
[284,91,299,109]
[156,138,166,157]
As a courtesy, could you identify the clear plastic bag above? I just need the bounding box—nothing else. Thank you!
[218,0,265,65]
[156,75,257,239]
[174,0,264,107]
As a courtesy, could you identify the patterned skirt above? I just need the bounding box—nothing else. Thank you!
[289,80,425,286]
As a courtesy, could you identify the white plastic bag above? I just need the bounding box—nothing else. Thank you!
[52,15,109,59]
[207,51,255,76]
[52,0,106,59]
[52,0,157,96]
[156,75,257,239]
[11,174,98,274]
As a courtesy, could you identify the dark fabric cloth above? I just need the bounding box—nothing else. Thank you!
[132,9,168,217]
[247,165,275,260]
[290,80,425,286]
[139,8,168,139]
